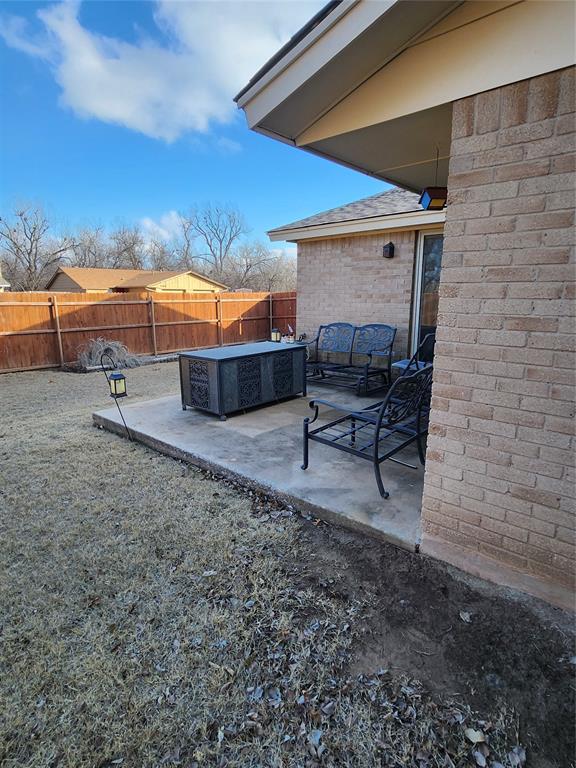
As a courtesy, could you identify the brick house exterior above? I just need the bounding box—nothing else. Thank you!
[296,231,416,354]
[420,69,575,605]
[237,1,574,609]
[269,189,444,357]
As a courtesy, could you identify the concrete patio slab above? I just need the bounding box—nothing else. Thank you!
[93,390,424,550]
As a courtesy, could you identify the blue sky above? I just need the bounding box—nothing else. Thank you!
[0,1,385,248]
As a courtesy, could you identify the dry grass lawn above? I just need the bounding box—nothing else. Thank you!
[0,364,572,767]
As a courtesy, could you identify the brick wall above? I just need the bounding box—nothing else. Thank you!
[420,67,575,604]
[296,230,417,356]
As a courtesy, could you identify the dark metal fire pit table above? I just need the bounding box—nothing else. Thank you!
[179,342,307,419]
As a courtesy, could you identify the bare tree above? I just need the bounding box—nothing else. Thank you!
[222,241,274,289]
[108,225,145,269]
[148,237,177,271]
[183,204,247,278]
[70,227,108,268]
[171,215,199,270]
[0,206,76,290]
[256,251,297,292]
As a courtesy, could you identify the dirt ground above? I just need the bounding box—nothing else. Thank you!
[295,523,575,767]
[0,363,574,767]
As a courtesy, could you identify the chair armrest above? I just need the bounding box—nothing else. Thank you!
[366,347,393,358]
[306,398,380,425]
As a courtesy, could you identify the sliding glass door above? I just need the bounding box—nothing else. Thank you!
[411,231,444,354]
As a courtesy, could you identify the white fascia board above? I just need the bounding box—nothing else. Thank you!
[299,0,576,145]
[268,209,445,242]
[238,0,396,127]
[236,1,360,108]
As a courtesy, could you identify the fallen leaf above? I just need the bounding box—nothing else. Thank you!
[459,611,472,623]
[465,728,485,744]
[321,700,336,716]
[473,750,487,767]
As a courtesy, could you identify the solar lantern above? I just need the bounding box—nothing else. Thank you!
[108,371,127,399]
[271,327,282,342]
[100,352,132,441]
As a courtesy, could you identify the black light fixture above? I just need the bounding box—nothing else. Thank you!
[419,186,448,211]
[382,242,395,259]
[101,353,132,441]
[419,146,447,211]
[271,327,282,342]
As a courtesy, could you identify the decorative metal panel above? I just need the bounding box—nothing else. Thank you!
[188,360,210,409]
[237,357,262,408]
[273,350,293,398]
[318,323,355,353]
[353,324,396,356]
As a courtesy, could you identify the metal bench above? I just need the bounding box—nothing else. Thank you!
[301,365,433,498]
[306,322,397,394]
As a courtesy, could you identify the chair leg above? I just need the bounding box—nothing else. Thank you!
[350,417,356,446]
[301,418,310,470]
[374,460,389,499]
[416,432,426,466]
[416,406,426,466]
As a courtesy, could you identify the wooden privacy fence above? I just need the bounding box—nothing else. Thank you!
[0,290,297,373]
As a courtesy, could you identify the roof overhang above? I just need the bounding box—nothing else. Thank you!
[268,208,445,242]
[237,0,576,191]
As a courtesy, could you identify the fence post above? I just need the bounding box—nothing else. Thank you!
[216,293,223,347]
[50,295,64,367]
[148,297,158,356]
[269,293,273,339]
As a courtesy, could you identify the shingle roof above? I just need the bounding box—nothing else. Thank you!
[113,271,189,288]
[49,267,147,290]
[48,267,226,290]
[269,188,421,233]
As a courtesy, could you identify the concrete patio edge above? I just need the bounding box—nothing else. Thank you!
[93,409,419,552]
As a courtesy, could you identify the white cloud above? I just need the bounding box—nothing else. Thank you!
[140,210,182,242]
[0,0,324,141]
[215,137,242,155]
[0,13,52,57]
[271,244,297,259]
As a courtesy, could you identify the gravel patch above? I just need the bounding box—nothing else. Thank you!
[0,365,572,767]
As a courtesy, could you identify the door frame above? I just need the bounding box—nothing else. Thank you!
[410,229,444,355]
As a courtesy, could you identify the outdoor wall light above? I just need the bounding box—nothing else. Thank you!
[419,186,447,211]
[271,328,282,342]
[382,242,395,259]
[100,353,132,441]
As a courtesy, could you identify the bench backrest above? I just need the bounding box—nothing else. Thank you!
[352,323,396,358]
[378,364,433,427]
[316,323,356,354]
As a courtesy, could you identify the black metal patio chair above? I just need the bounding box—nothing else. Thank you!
[391,332,436,377]
[301,365,433,498]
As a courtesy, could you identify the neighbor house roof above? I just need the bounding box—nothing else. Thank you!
[46,267,227,291]
[113,270,227,290]
[268,187,444,242]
